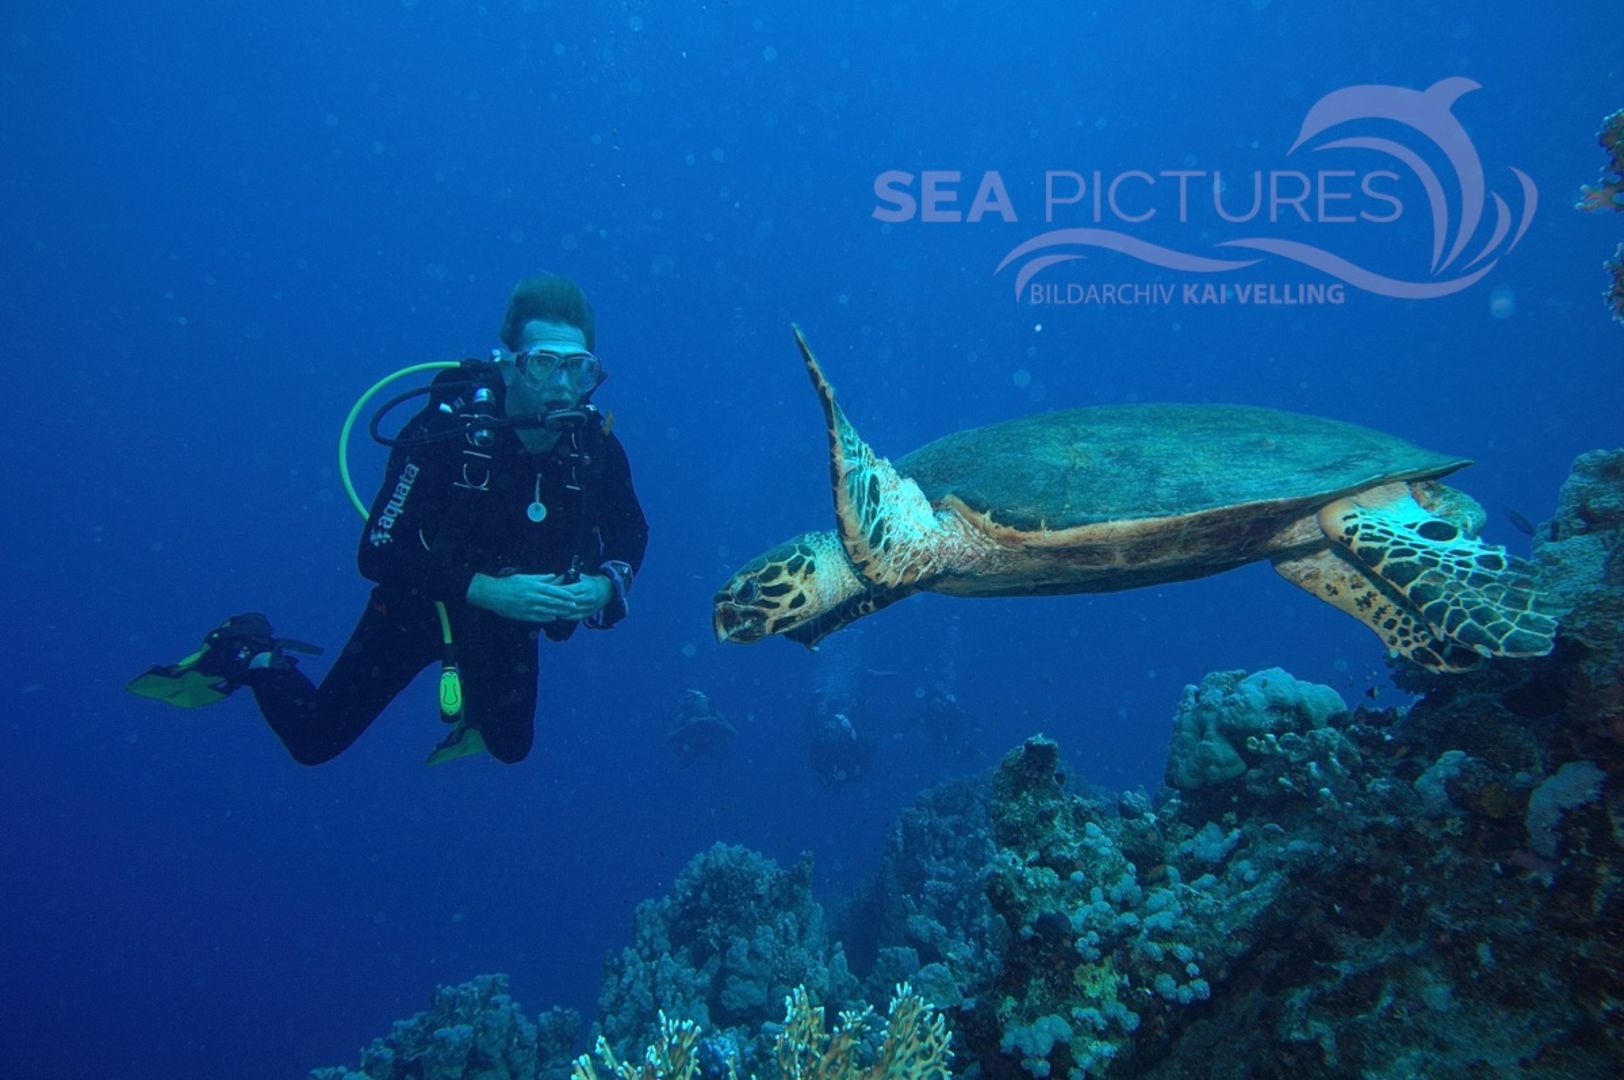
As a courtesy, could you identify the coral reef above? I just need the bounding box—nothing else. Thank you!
[1577,108,1624,214]
[310,974,579,1080]
[1163,667,1348,791]
[572,1012,703,1080]
[1537,449,1624,742]
[316,449,1624,1079]
[767,983,951,1080]
[1576,108,1624,323]
[843,776,1002,1010]
[571,983,951,1080]
[594,842,859,1077]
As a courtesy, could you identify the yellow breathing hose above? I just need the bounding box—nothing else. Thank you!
[338,361,464,721]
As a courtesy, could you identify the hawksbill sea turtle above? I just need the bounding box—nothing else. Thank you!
[711,327,1562,673]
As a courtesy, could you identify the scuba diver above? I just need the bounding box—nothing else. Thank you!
[808,710,874,786]
[665,688,737,763]
[803,633,875,785]
[129,273,648,765]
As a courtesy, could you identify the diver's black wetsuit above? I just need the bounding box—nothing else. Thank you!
[244,362,648,764]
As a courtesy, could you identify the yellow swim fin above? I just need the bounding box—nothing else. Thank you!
[127,648,235,708]
[128,613,323,709]
[425,721,488,766]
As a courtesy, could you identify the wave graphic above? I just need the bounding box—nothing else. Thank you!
[997,80,1537,302]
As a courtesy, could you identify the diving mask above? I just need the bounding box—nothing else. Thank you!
[515,347,603,393]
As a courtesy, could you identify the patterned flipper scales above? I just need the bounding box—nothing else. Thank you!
[1274,547,1487,673]
[1318,486,1562,661]
[793,324,945,589]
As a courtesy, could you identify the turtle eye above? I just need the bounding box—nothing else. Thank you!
[735,579,759,604]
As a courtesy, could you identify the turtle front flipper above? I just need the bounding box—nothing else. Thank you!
[793,324,946,589]
[1316,482,1562,662]
[1274,547,1486,672]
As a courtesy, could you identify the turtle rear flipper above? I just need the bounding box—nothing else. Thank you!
[794,324,946,589]
[1317,482,1562,660]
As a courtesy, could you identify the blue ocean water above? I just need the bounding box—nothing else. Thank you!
[2,3,1619,1077]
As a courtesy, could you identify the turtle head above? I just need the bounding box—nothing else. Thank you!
[713,531,868,646]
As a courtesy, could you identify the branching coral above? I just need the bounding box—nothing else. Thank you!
[774,984,952,1080]
[573,1013,705,1080]
[573,985,951,1080]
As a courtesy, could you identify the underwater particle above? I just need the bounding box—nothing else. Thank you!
[1013,368,1032,388]
[681,642,697,658]
[1489,285,1516,319]
[323,113,339,127]
[838,293,849,305]
[711,146,725,163]
[763,45,778,61]
[628,14,643,31]
[1034,322,1043,332]
[552,41,566,56]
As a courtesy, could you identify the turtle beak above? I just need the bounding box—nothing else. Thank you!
[713,566,776,643]
[712,592,768,644]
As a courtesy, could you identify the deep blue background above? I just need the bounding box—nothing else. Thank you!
[2,3,1619,1077]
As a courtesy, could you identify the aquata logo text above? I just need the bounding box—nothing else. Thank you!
[871,78,1536,303]
[368,462,420,548]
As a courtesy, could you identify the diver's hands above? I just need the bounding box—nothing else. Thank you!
[466,572,613,623]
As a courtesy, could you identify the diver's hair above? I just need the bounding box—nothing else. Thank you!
[499,273,596,351]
